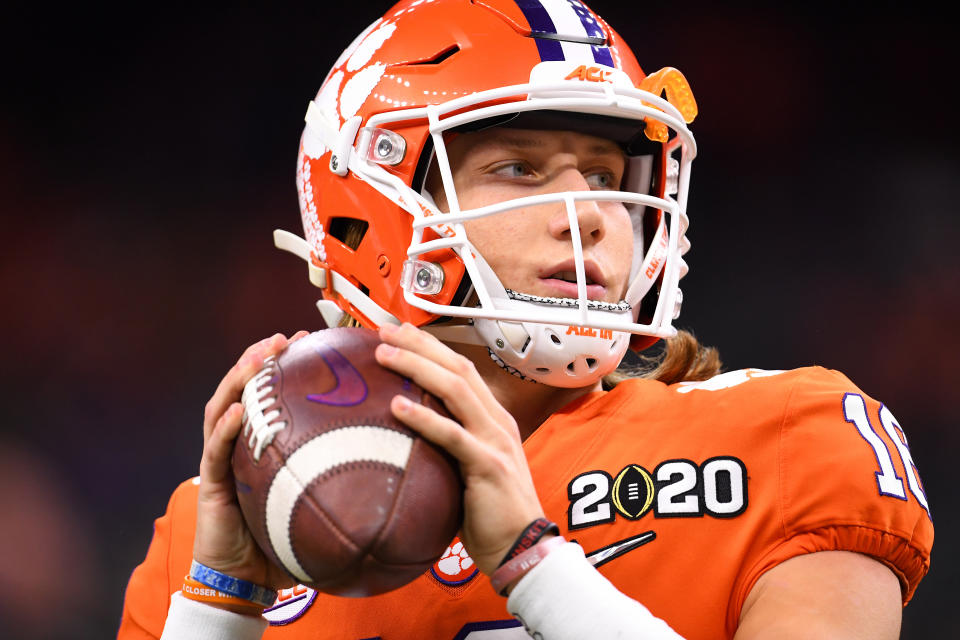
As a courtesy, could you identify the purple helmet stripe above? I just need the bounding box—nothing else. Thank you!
[513,0,616,65]
[566,0,615,66]
[514,0,560,39]
[534,37,566,61]
[566,0,606,42]
[513,0,566,60]
[592,44,614,67]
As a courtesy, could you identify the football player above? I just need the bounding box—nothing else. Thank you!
[118,1,933,638]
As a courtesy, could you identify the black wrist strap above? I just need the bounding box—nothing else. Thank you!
[497,517,561,568]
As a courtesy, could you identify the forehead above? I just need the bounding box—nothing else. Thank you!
[450,127,624,160]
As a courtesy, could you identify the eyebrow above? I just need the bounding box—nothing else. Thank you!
[484,134,623,156]
[495,136,545,149]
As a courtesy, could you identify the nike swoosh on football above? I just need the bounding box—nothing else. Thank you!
[306,344,369,407]
[585,531,656,569]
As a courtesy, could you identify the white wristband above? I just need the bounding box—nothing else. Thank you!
[160,591,269,640]
[507,542,685,639]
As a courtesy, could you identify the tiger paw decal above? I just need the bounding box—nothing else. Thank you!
[430,538,479,586]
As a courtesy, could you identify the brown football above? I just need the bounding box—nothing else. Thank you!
[231,327,463,597]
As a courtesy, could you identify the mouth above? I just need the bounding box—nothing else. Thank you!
[541,260,607,286]
[539,261,608,300]
[549,270,595,285]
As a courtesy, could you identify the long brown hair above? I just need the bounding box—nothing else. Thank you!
[603,329,722,388]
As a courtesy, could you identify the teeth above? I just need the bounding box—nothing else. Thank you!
[551,271,595,285]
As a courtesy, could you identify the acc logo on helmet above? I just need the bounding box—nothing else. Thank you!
[564,65,612,83]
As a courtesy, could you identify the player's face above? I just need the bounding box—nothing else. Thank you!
[428,128,633,304]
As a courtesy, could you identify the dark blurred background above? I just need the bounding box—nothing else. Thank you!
[1,1,956,637]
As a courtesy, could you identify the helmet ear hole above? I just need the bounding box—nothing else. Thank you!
[586,358,598,370]
[329,217,369,250]
[548,331,562,346]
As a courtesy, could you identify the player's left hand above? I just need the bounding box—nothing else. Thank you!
[375,322,545,577]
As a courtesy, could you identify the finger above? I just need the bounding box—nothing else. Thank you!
[390,394,484,467]
[376,341,512,441]
[203,333,289,441]
[379,323,505,416]
[199,402,245,491]
[379,323,470,376]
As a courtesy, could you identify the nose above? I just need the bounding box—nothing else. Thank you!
[546,168,605,244]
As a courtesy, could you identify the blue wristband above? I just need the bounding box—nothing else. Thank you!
[189,560,278,608]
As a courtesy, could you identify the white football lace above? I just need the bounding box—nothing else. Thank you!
[241,356,287,462]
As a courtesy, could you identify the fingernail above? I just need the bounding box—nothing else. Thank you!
[394,395,412,413]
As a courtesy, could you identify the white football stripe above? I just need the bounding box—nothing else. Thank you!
[558,40,596,64]
[540,0,589,40]
[265,426,414,582]
[537,0,596,64]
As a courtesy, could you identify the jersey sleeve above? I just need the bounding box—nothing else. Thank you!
[118,478,201,640]
[732,367,933,617]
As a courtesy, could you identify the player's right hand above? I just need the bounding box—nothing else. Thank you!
[193,331,310,593]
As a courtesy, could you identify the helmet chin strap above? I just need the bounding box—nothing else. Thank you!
[624,216,669,309]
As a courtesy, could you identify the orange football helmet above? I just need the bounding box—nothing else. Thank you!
[276,0,698,386]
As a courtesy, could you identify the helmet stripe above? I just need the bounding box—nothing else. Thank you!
[514,0,561,39]
[564,0,606,42]
[513,0,615,66]
[534,37,566,62]
[564,0,615,67]
[513,0,565,61]
[591,43,614,67]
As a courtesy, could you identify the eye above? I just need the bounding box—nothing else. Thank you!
[585,171,619,190]
[491,161,534,179]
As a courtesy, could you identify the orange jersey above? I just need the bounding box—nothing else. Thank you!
[119,367,933,639]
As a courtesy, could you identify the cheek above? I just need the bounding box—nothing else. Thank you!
[463,213,534,285]
[462,217,498,257]
[456,182,534,288]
